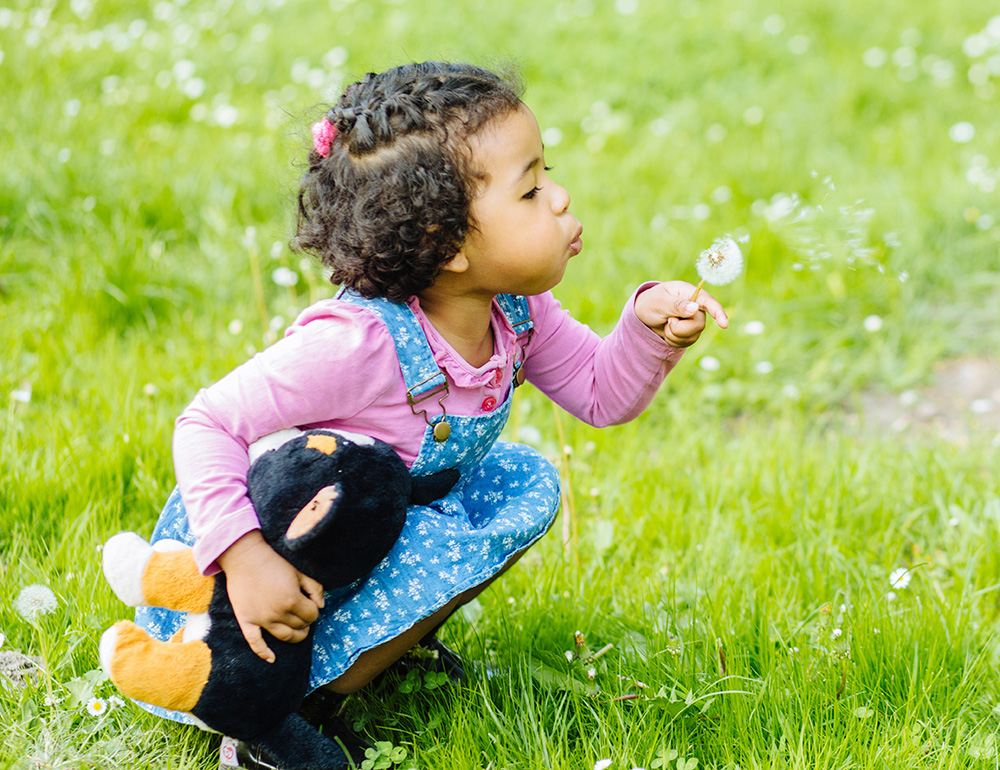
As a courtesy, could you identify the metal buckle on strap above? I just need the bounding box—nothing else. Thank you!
[407,374,451,441]
[512,326,534,388]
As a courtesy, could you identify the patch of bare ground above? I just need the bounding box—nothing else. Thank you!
[851,356,1000,446]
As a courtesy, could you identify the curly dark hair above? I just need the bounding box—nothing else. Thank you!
[292,62,524,302]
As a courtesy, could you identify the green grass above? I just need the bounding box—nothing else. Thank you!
[2,0,999,767]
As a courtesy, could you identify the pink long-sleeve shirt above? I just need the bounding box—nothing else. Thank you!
[174,284,684,574]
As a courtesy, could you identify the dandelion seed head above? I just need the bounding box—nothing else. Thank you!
[271,266,298,287]
[696,236,744,286]
[14,584,57,621]
[863,314,884,332]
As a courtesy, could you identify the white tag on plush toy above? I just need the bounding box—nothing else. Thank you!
[219,736,240,767]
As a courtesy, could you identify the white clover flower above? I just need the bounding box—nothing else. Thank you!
[890,567,911,589]
[86,697,108,717]
[14,584,57,621]
[695,235,744,287]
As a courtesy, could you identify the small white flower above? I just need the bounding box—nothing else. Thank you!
[587,666,597,679]
[863,314,884,332]
[890,567,911,589]
[949,516,959,526]
[565,650,574,662]
[86,697,108,717]
[11,383,32,403]
[594,760,613,770]
[142,383,157,396]
[14,584,58,621]
[699,356,721,372]
[695,235,744,286]
[831,628,842,639]
[0,631,5,648]
[755,361,774,374]
[109,695,125,708]
[228,319,244,335]
[743,320,765,335]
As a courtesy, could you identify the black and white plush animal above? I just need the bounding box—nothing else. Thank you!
[100,429,457,770]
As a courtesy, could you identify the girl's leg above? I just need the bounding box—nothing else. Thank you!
[324,550,525,694]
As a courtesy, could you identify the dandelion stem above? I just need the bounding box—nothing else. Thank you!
[247,238,270,335]
[690,278,706,302]
[551,401,578,573]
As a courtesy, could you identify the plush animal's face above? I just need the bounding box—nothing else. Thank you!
[247,431,411,588]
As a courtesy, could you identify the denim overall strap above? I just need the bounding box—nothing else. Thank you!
[495,294,532,387]
[336,288,447,403]
[495,294,532,337]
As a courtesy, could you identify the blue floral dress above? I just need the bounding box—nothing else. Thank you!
[134,292,561,724]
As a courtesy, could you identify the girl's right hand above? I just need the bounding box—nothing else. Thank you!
[217,530,325,663]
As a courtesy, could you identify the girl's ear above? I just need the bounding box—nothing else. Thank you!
[440,248,469,274]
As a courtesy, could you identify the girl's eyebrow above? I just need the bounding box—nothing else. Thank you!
[511,146,546,187]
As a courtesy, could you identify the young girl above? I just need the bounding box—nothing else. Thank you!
[134,61,727,765]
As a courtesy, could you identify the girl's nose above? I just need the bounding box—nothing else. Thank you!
[550,183,571,215]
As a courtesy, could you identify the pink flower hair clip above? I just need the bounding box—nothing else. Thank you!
[311,117,338,158]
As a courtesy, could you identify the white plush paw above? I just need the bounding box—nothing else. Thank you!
[98,624,120,680]
[102,532,154,607]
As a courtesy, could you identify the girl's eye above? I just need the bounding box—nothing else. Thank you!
[523,167,554,200]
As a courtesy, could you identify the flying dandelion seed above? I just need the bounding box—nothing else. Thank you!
[692,235,745,299]
[14,585,57,621]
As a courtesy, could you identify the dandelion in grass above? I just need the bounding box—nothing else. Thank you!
[692,235,745,300]
[889,567,911,589]
[86,697,108,717]
[14,584,57,621]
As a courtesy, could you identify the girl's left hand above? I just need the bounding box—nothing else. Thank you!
[635,281,729,348]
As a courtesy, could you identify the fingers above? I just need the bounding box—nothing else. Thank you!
[239,620,276,664]
[299,574,325,610]
[692,289,729,329]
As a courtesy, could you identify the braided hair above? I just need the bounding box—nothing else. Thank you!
[293,62,524,302]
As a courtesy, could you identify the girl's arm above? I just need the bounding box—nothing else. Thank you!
[522,283,726,426]
[171,306,399,659]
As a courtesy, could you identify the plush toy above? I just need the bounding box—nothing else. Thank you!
[100,429,458,770]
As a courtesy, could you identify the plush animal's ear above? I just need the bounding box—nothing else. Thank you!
[284,484,340,546]
[409,468,460,506]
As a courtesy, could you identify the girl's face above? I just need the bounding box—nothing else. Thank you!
[447,104,583,298]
